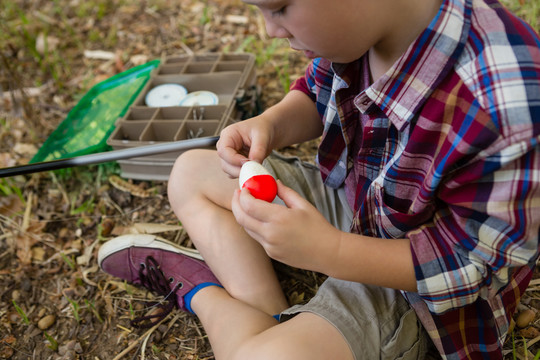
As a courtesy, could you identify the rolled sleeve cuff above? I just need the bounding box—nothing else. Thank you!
[408,228,487,314]
[290,76,315,101]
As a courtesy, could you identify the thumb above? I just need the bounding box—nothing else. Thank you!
[247,143,268,164]
[276,180,308,209]
[247,129,272,164]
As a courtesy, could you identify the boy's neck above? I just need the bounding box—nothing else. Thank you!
[368,0,443,81]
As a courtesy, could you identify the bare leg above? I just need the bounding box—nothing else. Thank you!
[168,149,288,315]
[169,150,353,360]
[191,286,354,360]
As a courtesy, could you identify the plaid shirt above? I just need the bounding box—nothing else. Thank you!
[290,0,540,358]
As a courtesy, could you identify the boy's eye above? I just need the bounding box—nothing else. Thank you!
[271,6,286,17]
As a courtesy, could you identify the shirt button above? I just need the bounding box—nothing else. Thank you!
[362,99,370,106]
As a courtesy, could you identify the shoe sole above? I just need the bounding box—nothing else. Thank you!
[98,233,204,268]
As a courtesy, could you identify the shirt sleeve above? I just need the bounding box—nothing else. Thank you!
[290,74,312,98]
[289,58,325,102]
[408,136,540,315]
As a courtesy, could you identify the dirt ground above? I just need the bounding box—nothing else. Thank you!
[0,1,539,359]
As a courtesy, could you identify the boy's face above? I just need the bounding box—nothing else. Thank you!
[243,0,381,63]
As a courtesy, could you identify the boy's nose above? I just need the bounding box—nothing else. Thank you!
[264,20,291,39]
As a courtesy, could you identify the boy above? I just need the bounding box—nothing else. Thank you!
[98,0,540,358]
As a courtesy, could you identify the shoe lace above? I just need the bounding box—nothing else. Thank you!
[130,256,182,328]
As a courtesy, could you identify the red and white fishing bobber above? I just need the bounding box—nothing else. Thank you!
[239,161,278,202]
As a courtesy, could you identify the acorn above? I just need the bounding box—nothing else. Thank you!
[516,308,536,328]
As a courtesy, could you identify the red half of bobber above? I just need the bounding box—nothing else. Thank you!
[242,174,277,202]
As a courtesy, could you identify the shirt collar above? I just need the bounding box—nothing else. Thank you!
[358,0,472,130]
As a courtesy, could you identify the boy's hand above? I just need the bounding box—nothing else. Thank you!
[231,180,341,273]
[216,90,323,179]
[216,117,274,178]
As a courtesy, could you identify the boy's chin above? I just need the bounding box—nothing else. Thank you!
[302,50,319,59]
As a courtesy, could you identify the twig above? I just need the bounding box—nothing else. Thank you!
[138,314,181,360]
[112,314,170,360]
[140,330,151,360]
[527,334,540,349]
[21,192,33,232]
[161,312,182,339]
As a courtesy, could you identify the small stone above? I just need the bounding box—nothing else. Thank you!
[516,309,536,328]
[8,312,20,323]
[58,339,76,356]
[38,314,56,330]
[11,290,20,302]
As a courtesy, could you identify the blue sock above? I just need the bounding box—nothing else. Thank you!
[183,282,222,314]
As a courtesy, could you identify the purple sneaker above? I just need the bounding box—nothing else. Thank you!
[98,234,221,327]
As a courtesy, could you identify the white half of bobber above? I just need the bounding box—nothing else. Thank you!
[239,161,269,187]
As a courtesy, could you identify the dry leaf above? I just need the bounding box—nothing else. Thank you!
[519,326,540,338]
[15,220,46,266]
[0,194,24,217]
[130,54,149,66]
[15,234,33,266]
[13,143,38,157]
[81,265,99,287]
[35,33,60,54]
[76,238,100,266]
[31,246,46,262]
[108,175,156,198]
[0,153,16,168]
[288,291,305,305]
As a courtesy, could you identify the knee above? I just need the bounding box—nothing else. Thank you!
[167,150,209,208]
[230,343,272,360]
[230,337,297,360]
[169,149,207,182]
[169,149,196,181]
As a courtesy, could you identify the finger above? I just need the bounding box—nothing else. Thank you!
[236,188,295,248]
[231,189,249,225]
[246,129,271,164]
[231,189,266,234]
[217,127,249,156]
[217,143,249,165]
[237,187,281,223]
[247,141,268,164]
[276,180,310,209]
[219,157,245,178]
[217,140,250,177]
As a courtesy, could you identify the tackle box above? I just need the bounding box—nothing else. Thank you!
[106,52,257,180]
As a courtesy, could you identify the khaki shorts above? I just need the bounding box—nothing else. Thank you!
[263,152,432,360]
